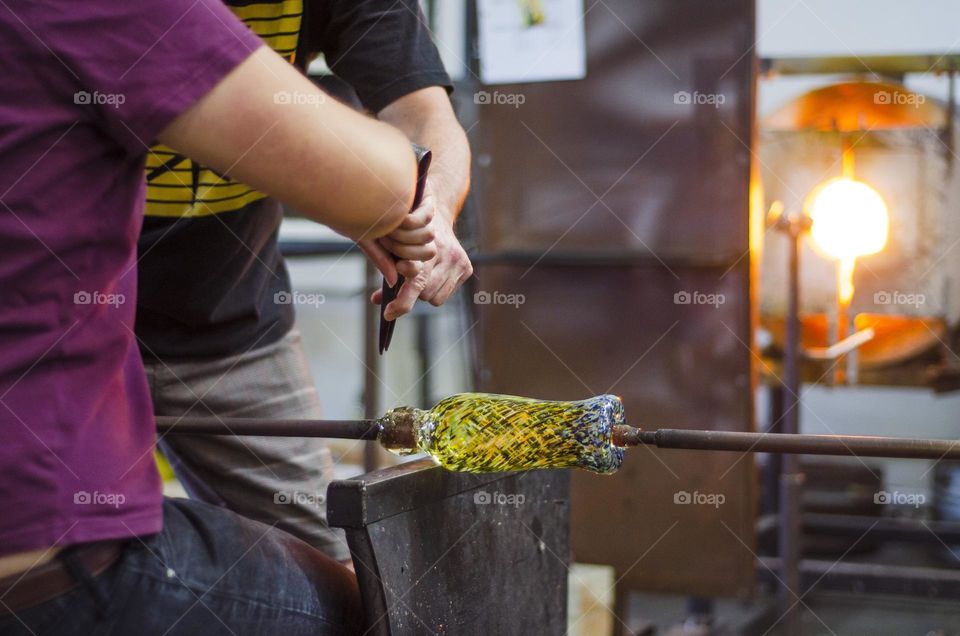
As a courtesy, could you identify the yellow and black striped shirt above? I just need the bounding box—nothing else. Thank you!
[145,0,301,219]
[135,0,451,360]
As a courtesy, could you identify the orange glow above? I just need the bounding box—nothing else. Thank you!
[837,256,856,306]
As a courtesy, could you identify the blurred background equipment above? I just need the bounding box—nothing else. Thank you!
[760,77,960,389]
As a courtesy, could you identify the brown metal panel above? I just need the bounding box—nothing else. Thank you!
[470,1,754,260]
[468,0,757,597]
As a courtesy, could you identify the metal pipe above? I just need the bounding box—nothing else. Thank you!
[156,416,381,440]
[158,415,960,461]
[636,428,960,461]
[156,411,960,461]
[780,217,803,636]
[363,259,382,471]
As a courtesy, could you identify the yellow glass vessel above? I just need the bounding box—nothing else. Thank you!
[377,393,628,474]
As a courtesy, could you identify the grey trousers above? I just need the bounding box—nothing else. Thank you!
[144,329,350,562]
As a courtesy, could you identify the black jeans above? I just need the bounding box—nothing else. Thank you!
[0,498,362,635]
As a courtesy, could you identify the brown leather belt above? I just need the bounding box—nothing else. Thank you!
[0,540,126,615]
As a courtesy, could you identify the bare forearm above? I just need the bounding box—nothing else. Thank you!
[158,47,416,241]
[378,87,471,221]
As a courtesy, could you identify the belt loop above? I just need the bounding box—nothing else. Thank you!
[57,548,111,619]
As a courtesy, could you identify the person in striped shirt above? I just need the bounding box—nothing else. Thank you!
[136,0,472,563]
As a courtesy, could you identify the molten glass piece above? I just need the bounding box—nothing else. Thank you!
[377,393,629,474]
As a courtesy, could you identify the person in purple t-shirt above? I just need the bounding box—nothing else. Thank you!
[0,1,433,633]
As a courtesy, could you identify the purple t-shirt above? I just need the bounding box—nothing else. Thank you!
[0,1,261,555]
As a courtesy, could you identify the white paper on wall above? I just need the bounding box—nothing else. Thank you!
[477,0,587,85]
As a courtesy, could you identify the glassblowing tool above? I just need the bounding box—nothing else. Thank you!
[379,145,432,354]
[157,392,960,474]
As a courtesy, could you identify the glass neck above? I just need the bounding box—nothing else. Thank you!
[377,406,426,451]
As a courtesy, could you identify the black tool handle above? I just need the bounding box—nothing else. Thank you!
[378,145,433,353]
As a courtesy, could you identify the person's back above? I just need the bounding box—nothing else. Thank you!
[0,1,419,632]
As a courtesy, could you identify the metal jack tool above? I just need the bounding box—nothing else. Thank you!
[378,145,432,354]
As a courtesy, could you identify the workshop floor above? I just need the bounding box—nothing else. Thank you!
[568,563,960,636]
[617,591,960,636]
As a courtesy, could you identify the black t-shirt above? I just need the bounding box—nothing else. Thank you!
[135,0,452,361]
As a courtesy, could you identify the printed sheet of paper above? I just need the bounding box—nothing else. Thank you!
[477,0,587,84]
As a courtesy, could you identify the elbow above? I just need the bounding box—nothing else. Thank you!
[369,180,415,239]
[366,133,417,238]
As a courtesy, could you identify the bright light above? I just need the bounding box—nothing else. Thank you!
[806,177,889,305]
[807,177,889,261]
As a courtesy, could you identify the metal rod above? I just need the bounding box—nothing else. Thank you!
[781,221,803,636]
[363,259,382,472]
[156,416,381,440]
[158,416,960,461]
[635,428,960,461]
